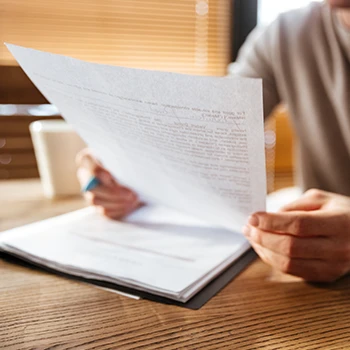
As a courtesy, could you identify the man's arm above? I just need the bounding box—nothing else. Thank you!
[230,24,281,118]
[233,18,350,282]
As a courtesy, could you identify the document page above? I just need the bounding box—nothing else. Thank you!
[0,206,250,302]
[6,44,266,232]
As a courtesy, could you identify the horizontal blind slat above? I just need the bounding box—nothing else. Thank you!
[0,0,231,76]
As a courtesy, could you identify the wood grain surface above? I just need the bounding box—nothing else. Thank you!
[1,179,349,350]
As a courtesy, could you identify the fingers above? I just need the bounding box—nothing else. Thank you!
[85,188,139,218]
[85,192,135,210]
[328,0,350,8]
[76,148,140,220]
[248,211,315,236]
[76,148,102,173]
[280,197,323,212]
[246,188,350,281]
[248,210,349,237]
[280,189,328,212]
[76,148,116,187]
[95,204,135,220]
[244,222,350,281]
[243,225,332,259]
[87,185,136,202]
[249,241,346,282]
[92,196,140,220]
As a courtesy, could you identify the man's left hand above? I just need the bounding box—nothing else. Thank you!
[243,189,350,282]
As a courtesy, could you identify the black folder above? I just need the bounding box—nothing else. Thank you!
[1,249,257,310]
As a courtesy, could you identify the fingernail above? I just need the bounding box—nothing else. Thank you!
[248,214,259,227]
[242,225,251,237]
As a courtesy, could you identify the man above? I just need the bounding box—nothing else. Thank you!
[76,0,350,282]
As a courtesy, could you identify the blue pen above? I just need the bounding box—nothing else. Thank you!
[82,176,101,192]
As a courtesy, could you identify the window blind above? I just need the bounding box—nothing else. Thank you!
[0,0,231,76]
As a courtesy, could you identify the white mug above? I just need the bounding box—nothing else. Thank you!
[29,120,86,198]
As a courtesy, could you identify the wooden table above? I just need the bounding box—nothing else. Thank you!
[1,179,349,349]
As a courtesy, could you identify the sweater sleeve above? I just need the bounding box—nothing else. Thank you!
[230,24,281,119]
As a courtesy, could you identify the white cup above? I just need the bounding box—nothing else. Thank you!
[29,120,86,198]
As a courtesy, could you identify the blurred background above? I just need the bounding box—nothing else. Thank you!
[0,0,321,193]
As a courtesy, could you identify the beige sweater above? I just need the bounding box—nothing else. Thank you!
[233,2,350,195]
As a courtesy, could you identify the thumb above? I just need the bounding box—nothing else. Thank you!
[280,190,327,212]
[76,149,102,172]
[76,149,116,188]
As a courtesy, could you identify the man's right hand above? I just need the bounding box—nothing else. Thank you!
[76,148,140,220]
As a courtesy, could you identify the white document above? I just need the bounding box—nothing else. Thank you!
[2,44,266,303]
[6,44,266,232]
[0,206,250,302]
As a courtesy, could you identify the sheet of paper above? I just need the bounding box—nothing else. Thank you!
[0,206,250,302]
[267,187,302,212]
[6,44,266,232]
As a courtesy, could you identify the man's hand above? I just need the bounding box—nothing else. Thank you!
[243,189,350,282]
[76,148,140,219]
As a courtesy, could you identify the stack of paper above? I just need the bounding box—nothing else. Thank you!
[0,44,266,304]
[0,206,250,302]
